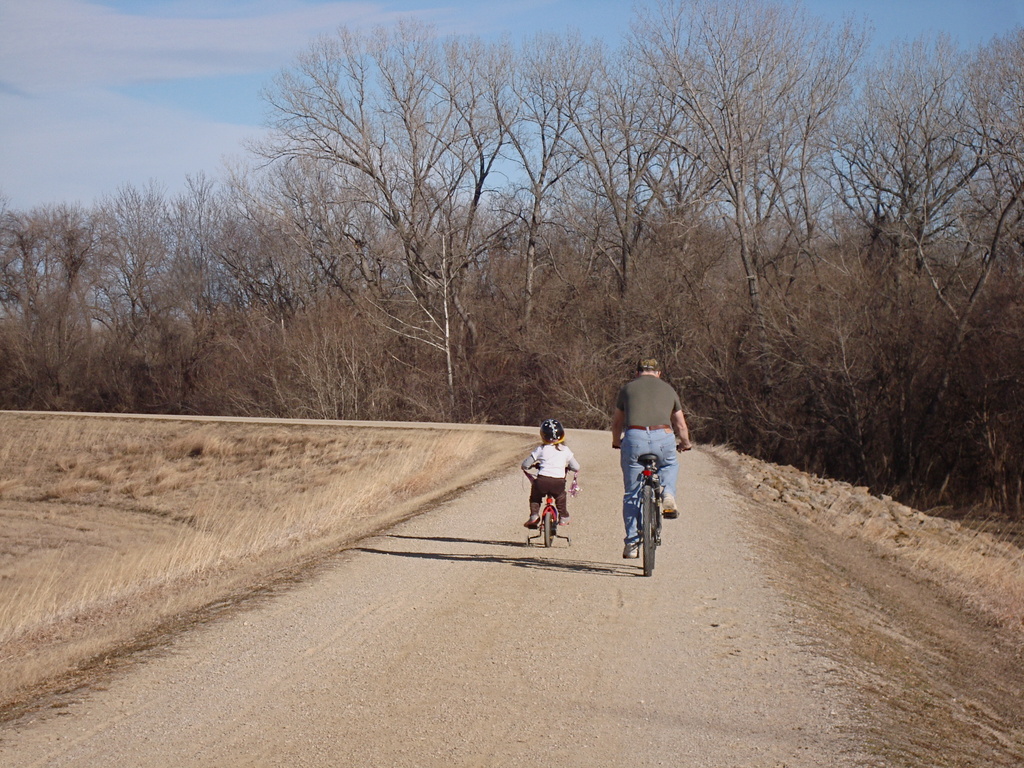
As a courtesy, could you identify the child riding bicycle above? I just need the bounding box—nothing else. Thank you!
[521,419,580,529]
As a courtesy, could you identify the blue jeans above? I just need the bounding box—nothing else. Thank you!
[620,428,678,545]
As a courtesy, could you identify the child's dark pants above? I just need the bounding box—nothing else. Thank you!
[530,474,568,518]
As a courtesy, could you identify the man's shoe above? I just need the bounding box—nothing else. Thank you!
[662,494,678,519]
[622,543,639,559]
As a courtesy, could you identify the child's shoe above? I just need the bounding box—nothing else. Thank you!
[524,514,540,529]
[558,512,570,525]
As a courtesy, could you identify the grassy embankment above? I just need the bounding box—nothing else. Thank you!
[0,412,533,716]
[729,448,1024,635]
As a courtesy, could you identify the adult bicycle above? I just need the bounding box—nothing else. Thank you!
[637,453,663,576]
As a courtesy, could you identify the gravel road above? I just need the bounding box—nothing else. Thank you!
[1,429,863,767]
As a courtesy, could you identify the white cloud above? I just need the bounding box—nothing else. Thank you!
[0,0,433,208]
[0,0,402,93]
[0,86,267,208]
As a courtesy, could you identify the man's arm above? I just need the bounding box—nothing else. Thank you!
[672,408,692,451]
[611,407,625,449]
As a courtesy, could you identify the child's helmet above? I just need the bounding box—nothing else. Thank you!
[540,418,565,444]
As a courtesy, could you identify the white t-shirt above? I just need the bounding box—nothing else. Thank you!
[522,443,580,478]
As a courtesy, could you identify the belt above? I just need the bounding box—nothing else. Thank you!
[627,425,671,431]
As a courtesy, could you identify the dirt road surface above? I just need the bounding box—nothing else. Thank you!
[1,429,865,767]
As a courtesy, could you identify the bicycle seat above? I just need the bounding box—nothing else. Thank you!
[638,453,659,465]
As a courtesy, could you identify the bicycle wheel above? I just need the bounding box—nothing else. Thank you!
[654,489,663,546]
[542,506,556,547]
[641,484,657,576]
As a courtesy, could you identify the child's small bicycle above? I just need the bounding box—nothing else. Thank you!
[524,470,573,548]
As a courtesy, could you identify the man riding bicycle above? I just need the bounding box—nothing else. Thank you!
[611,358,693,559]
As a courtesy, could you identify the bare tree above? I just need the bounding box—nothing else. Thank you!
[832,36,981,278]
[829,37,991,483]
[168,174,235,316]
[563,41,669,296]
[0,204,98,407]
[95,183,172,344]
[941,29,1024,511]
[635,0,866,365]
[952,28,1024,357]
[261,21,510,413]
[161,175,233,408]
[495,32,595,321]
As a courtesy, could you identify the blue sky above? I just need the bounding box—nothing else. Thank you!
[1,0,1021,210]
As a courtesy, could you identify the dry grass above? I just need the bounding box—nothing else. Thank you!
[902,519,1024,629]
[0,413,534,713]
[724,446,1024,636]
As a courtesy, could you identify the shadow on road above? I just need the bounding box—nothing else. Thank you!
[354,543,637,577]
[385,533,516,548]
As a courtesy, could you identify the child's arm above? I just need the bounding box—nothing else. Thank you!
[521,447,540,471]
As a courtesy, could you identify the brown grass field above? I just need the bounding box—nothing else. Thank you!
[0,412,534,714]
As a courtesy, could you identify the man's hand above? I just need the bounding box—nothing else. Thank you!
[670,409,692,453]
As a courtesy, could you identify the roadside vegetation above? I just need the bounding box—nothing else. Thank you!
[0,412,533,715]
[727,448,1024,635]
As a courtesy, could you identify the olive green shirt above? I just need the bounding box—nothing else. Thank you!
[615,375,682,427]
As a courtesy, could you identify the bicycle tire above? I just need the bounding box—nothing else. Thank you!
[542,506,555,547]
[641,484,657,576]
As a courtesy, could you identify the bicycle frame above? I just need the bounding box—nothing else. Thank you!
[637,453,663,576]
